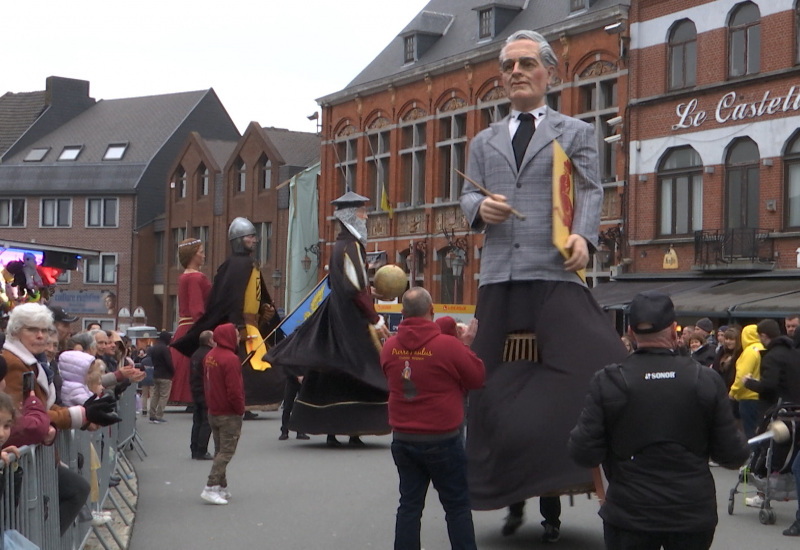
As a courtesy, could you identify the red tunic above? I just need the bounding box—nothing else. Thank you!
[169,271,211,403]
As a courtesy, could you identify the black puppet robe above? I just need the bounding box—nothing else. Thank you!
[172,252,284,405]
[265,229,389,435]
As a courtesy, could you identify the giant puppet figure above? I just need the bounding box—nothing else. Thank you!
[266,191,390,443]
[459,30,627,542]
[172,217,284,408]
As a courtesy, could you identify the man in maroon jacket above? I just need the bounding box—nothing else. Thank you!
[380,287,485,550]
[200,323,245,505]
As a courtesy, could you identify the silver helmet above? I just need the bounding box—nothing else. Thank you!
[228,217,257,254]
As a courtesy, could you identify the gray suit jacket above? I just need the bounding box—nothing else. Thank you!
[460,110,602,287]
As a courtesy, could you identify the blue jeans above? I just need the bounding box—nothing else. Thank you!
[792,449,800,521]
[391,436,476,550]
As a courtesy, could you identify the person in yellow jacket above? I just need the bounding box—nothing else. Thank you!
[729,324,765,440]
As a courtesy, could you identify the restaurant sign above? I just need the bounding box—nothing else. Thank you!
[673,86,800,130]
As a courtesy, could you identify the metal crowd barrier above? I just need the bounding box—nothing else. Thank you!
[0,383,143,550]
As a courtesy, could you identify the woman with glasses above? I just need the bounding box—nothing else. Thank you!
[2,303,121,534]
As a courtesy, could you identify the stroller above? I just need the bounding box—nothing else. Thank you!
[728,401,800,524]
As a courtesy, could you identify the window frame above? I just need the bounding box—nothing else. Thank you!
[235,158,246,193]
[399,119,427,207]
[365,129,391,213]
[197,164,210,197]
[0,198,26,227]
[784,132,800,229]
[657,147,704,237]
[576,75,620,183]
[103,143,128,161]
[256,222,272,264]
[728,2,761,78]
[84,253,117,284]
[478,8,494,39]
[436,108,468,203]
[86,198,119,228]
[58,145,83,161]
[668,20,697,90]
[40,198,72,228]
[334,135,359,196]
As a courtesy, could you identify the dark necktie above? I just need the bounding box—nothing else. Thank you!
[512,113,535,170]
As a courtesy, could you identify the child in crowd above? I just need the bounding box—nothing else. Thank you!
[0,392,20,465]
[59,350,103,406]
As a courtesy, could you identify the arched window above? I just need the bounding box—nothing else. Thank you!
[784,133,800,228]
[668,20,697,90]
[729,2,760,77]
[657,147,702,236]
[725,138,760,230]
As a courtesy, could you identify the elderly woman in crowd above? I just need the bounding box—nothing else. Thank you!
[1,303,121,534]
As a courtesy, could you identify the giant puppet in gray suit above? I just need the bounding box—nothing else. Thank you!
[460,30,628,543]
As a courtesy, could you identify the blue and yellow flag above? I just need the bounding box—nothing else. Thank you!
[275,276,331,337]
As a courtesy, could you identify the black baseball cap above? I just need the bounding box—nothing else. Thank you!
[48,305,78,323]
[629,291,675,334]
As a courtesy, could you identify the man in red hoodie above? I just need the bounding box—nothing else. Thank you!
[200,323,245,505]
[380,287,485,550]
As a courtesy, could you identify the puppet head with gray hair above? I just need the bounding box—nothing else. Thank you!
[331,191,370,246]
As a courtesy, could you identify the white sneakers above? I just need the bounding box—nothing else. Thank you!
[745,494,765,508]
[218,486,232,501]
[91,511,113,525]
[201,485,228,505]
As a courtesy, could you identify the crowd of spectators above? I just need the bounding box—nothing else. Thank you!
[0,302,146,535]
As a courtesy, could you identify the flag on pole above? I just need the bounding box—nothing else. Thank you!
[274,275,331,337]
[552,140,586,283]
[380,182,393,218]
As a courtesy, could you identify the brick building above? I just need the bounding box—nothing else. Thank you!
[0,78,240,329]
[159,123,319,329]
[602,0,800,322]
[316,0,630,305]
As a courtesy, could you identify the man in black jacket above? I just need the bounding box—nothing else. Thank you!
[744,319,800,406]
[149,331,174,423]
[568,291,749,550]
[189,330,215,459]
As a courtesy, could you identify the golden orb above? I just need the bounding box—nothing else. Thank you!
[374,264,408,301]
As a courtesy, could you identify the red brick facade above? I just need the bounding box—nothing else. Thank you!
[627,0,800,275]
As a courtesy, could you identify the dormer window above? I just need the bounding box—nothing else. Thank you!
[473,3,522,40]
[58,145,82,161]
[570,0,589,12]
[404,36,416,63]
[479,9,493,39]
[400,11,454,64]
[24,148,49,162]
[103,143,128,160]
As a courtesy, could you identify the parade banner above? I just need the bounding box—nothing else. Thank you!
[552,140,586,283]
[276,276,331,337]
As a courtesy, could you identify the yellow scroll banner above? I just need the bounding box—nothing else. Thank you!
[552,140,586,283]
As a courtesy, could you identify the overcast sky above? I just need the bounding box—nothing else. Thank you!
[3,0,431,134]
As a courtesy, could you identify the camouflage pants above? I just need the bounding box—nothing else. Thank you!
[207,414,243,488]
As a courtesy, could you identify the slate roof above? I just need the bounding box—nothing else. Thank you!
[262,127,320,169]
[320,0,629,103]
[3,90,209,165]
[0,90,213,194]
[0,91,46,158]
[204,139,238,170]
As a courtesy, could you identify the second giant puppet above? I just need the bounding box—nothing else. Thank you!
[266,192,390,436]
[172,217,284,406]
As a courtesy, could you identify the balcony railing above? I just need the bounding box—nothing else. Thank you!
[693,228,774,270]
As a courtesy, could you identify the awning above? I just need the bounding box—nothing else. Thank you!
[669,279,800,318]
[591,279,727,310]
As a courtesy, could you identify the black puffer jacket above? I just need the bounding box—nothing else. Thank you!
[745,335,800,405]
[568,348,750,532]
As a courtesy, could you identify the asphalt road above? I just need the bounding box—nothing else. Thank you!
[128,408,800,550]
